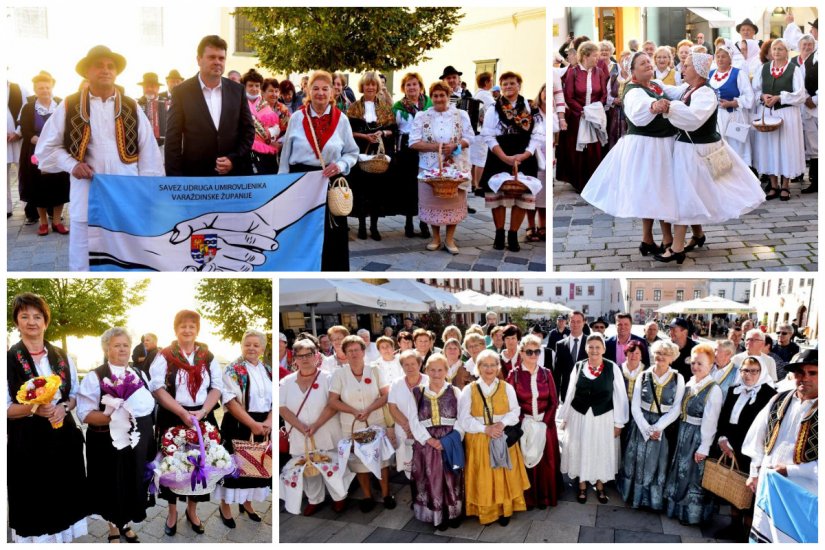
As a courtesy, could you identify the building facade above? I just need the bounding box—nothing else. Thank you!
[624,279,711,324]
[749,277,818,338]
[520,279,622,320]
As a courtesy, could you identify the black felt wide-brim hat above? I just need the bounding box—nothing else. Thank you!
[75,45,127,77]
[784,348,818,373]
[439,65,462,79]
[736,18,759,34]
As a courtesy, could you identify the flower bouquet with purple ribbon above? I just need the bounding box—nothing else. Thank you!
[101,371,146,449]
[152,416,236,496]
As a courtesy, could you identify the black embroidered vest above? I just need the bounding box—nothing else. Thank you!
[63,91,140,164]
[764,390,818,464]
[7,341,72,404]
[677,85,721,144]
[804,53,818,98]
[760,63,795,110]
[623,83,677,138]
[571,360,615,417]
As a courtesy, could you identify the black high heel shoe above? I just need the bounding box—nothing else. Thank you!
[683,234,706,252]
[239,504,262,522]
[163,514,177,536]
[185,509,205,534]
[219,506,236,528]
[654,247,686,264]
[639,241,661,256]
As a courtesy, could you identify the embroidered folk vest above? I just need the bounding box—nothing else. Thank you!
[622,83,678,138]
[764,390,818,464]
[63,91,140,164]
[760,63,795,110]
[570,361,615,417]
[677,85,721,144]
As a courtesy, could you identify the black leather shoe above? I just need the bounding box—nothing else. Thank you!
[163,516,177,537]
[654,247,686,264]
[239,504,262,522]
[383,495,396,510]
[498,516,511,526]
[119,526,139,543]
[467,206,477,214]
[507,230,520,252]
[359,498,376,513]
[683,234,706,252]
[638,241,661,256]
[418,223,431,239]
[405,224,416,238]
[185,509,204,534]
[370,228,382,241]
[357,225,368,239]
[220,507,236,528]
[801,184,818,194]
[493,229,505,250]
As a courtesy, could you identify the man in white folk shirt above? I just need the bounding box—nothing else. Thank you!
[35,45,164,271]
[743,349,818,498]
[733,329,778,384]
[358,329,380,365]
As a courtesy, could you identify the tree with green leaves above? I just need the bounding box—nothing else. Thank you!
[195,279,272,345]
[234,7,464,73]
[7,278,149,352]
[508,306,531,334]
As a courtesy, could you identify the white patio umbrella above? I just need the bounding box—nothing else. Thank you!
[454,289,493,312]
[279,279,430,334]
[380,280,471,312]
[657,295,755,315]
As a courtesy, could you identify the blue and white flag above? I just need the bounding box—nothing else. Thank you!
[750,469,818,543]
[88,172,327,271]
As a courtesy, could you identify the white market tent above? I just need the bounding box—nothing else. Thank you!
[454,289,493,312]
[380,280,473,312]
[657,295,755,315]
[279,279,430,334]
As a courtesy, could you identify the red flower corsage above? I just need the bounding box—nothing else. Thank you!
[364,378,372,384]
[326,471,333,477]
[312,383,319,389]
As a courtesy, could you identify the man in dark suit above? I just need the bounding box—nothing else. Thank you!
[669,317,696,381]
[553,310,588,402]
[547,314,571,350]
[165,35,254,177]
[605,312,650,367]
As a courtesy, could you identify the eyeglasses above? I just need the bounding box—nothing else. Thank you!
[522,349,541,356]
[739,368,761,375]
[745,338,764,343]
[295,353,314,360]
[778,332,790,335]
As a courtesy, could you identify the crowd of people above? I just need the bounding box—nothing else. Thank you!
[553,14,818,264]
[278,310,817,541]
[6,34,546,271]
[7,293,273,542]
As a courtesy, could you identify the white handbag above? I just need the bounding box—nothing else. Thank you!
[724,120,751,144]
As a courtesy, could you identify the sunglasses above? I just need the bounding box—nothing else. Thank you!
[522,349,541,356]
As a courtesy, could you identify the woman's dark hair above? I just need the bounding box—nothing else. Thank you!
[12,293,50,326]
[759,39,774,64]
[502,324,522,340]
[241,68,264,85]
[279,80,296,96]
[262,78,279,92]
[476,71,493,88]
[625,340,643,355]
[173,309,201,331]
[397,331,413,341]
[630,51,649,73]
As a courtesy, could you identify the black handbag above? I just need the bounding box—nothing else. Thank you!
[476,382,523,448]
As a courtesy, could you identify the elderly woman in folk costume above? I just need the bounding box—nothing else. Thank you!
[618,340,646,454]
[663,344,724,525]
[506,334,562,510]
[463,332,487,379]
[443,337,473,389]
[459,350,530,526]
[559,333,629,504]
[410,354,465,531]
[347,71,398,241]
[388,350,429,483]
[392,72,432,239]
[480,71,541,252]
[499,324,523,380]
[605,51,631,149]
[653,52,765,264]
[7,293,88,543]
[751,39,808,201]
[582,52,679,259]
[215,330,273,527]
[278,70,359,272]
[279,339,350,516]
[241,69,281,174]
[78,327,156,543]
[617,340,685,510]
[711,356,776,541]
[708,45,755,166]
[653,47,678,85]
[148,309,224,536]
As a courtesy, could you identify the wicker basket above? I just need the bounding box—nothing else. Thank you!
[752,106,783,133]
[701,455,753,510]
[294,435,331,478]
[358,135,391,173]
[500,162,530,197]
[350,418,378,448]
[424,143,465,199]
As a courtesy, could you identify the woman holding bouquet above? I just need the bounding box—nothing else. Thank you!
[7,292,87,542]
[148,310,223,536]
[77,327,156,542]
[215,330,273,527]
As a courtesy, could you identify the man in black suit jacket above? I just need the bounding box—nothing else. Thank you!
[165,35,254,177]
[547,315,571,350]
[553,311,588,402]
[605,313,651,367]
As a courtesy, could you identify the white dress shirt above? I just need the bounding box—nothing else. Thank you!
[221,360,273,413]
[198,74,223,130]
[630,367,685,441]
[458,378,520,434]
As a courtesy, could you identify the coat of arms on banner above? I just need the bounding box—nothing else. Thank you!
[191,234,218,265]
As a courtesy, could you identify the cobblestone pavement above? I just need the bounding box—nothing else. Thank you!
[278,471,736,543]
[553,178,818,272]
[349,193,546,272]
[6,186,546,272]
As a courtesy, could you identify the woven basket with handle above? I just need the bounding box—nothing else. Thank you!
[350,418,378,449]
[701,454,753,510]
[752,105,783,133]
[232,434,273,479]
[500,161,530,197]
[424,143,465,198]
[357,135,391,173]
